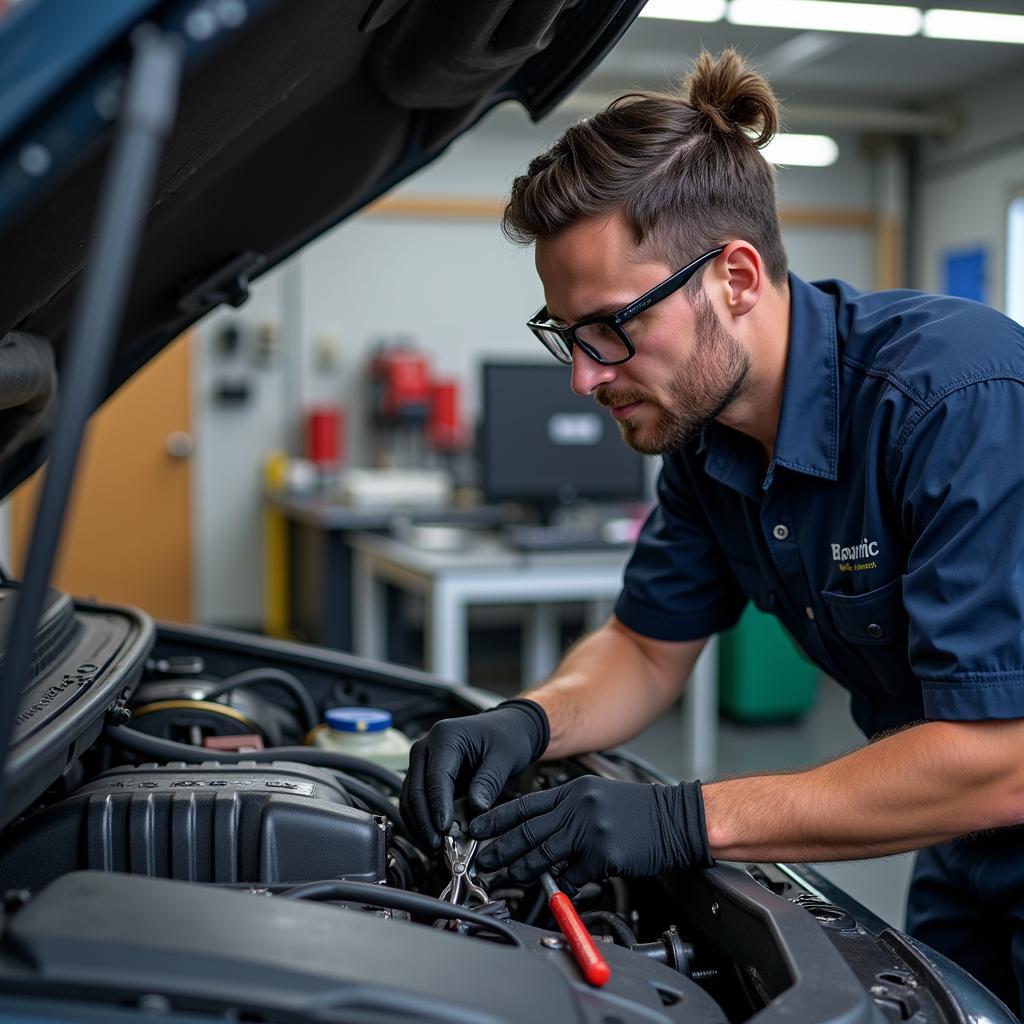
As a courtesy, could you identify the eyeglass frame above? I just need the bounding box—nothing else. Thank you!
[526,245,726,366]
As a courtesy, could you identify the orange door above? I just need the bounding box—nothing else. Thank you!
[11,334,193,622]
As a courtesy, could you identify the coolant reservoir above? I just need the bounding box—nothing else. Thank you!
[311,707,412,771]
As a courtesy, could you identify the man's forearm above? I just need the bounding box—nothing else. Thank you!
[702,719,1024,861]
[523,619,704,760]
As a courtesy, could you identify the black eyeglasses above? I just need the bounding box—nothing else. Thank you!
[527,246,725,366]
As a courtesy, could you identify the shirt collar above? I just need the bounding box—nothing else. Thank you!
[771,272,840,482]
[698,422,763,500]
[696,273,839,493]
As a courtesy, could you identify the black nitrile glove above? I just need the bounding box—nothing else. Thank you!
[471,776,713,893]
[399,699,549,850]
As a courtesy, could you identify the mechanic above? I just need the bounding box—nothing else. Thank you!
[399,49,1024,1013]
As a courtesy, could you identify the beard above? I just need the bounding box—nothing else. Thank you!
[596,290,750,456]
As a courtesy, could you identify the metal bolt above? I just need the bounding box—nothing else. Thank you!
[692,967,720,981]
[215,0,248,27]
[185,8,218,39]
[710,901,720,917]
[3,889,31,912]
[93,76,123,120]
[541,936,566,949]
[19,143,52,177]
[137,994,171,1013]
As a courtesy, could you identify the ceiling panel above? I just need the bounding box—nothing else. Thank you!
[581,2,1024,115]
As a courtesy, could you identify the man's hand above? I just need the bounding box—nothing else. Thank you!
[470,775,713,893]
[399,699,549,850]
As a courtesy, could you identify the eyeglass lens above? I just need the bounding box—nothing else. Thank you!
[573,321,630,363]
[533,326,573,363]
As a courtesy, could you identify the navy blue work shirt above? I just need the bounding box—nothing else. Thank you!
[615,272,1024,737]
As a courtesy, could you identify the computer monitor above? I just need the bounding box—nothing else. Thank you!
[479,362,647,516]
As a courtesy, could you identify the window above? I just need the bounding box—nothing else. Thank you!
[1007,195,1024,325]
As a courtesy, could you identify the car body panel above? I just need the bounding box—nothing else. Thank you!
[0,4,1015,1022]
[0,0,645,497]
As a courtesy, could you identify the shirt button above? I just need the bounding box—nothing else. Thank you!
[804,606,815,621]
[867,623,884,639]
[772,524,789,541]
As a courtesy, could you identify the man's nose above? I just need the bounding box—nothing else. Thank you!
[570,350,617,397]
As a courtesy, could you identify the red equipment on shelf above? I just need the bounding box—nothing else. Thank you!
[369,345,432,425]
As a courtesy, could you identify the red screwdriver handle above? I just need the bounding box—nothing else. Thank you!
[548,891,612,987]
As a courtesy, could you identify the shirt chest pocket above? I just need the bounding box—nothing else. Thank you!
[820,578,914,693]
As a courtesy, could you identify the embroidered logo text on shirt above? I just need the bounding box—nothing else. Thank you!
[831,537,880,573]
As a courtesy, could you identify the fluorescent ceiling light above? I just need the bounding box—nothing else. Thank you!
[761,133,839,167]
[923,9,1024,44]
[639,0,726,22]
[729,0,922,36]
[638,1,1024,46]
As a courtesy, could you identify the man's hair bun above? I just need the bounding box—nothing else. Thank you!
[685,48,779,148]
[501,49,789,289]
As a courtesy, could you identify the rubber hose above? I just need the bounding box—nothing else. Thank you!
[201,668,319,734]
[280,880,523,948]
[581,910,637,947]
[105,723,404,792]
[521,885,546,926]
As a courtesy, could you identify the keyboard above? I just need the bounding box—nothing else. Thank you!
[502,524,627,552]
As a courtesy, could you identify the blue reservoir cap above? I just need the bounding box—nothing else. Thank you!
[325,707,392,733]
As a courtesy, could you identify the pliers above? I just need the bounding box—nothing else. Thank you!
[439,825,490,907]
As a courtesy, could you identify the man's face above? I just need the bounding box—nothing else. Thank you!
[535,213,750,455]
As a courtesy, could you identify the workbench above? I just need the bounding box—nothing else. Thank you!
[348,529,719,779]
[264,492,506,650]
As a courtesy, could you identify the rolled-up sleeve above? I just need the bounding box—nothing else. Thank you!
[614,455,746,642]
[893,378,1024,720]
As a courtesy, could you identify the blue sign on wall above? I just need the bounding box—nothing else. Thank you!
[942,247,987,304]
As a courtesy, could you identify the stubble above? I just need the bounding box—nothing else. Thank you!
[608,291,750,455]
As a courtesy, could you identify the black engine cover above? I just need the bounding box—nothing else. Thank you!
[0,761,387,889]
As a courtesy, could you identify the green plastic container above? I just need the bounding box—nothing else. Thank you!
[718,603,819,721]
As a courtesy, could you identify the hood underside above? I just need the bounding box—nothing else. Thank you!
[0,0,643,496]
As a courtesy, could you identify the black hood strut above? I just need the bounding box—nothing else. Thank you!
[0,26,183,822]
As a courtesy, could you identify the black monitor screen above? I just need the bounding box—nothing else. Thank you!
[480,362,646,507]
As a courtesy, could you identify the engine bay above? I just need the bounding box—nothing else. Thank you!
[0,593,974,1023]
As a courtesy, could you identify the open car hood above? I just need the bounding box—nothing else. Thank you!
[0,0,644,497]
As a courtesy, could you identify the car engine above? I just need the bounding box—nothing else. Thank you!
[0,761,388,888]
[0,593,999,1024]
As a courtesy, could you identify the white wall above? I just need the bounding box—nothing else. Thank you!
[915,64,1024,307]
[191,105,879,626]
[192,271,290,625]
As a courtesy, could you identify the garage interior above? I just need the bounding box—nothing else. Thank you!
[4,0,1024,937]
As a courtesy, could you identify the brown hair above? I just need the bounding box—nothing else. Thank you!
[502,49,787,288]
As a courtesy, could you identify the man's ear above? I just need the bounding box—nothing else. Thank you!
[715,241,763,318]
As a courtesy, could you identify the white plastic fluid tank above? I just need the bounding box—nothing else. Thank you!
[311,707,412,771]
